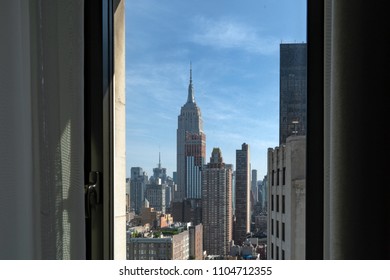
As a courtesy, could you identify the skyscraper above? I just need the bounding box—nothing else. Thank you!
[251,169,258,204]
[130,167,148,214]
[176,65,206,201]
[202,148,233,256]
[234,143,251,245]
[279,43,307,145]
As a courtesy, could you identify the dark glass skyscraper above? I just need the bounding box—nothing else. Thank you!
[279,43,307,145]
[234,143,250,245]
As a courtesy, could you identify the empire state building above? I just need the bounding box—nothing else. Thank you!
[176,65,206,202]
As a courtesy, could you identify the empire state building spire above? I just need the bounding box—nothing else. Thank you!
[187,62,195,103]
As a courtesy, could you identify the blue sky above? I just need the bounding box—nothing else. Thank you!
[125,0,306,179]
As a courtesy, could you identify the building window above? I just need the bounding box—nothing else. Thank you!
[282,222,285,241]
[271,219,274,235]
[276,195,279,212]
[272,170,275,186]
[271,243,274,259]
[282,195,285,214]
[277,168,280,185]
[282,167,286,185]
[271,194,274,211]
[276,246,279,260]
[282,249,285,260]
[276,220,279,238]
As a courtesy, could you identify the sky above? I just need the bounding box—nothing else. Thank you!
[125,0,306,180]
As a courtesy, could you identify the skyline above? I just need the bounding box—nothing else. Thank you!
[125,0,306,179]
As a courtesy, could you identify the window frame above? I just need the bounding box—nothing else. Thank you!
[306,0,325,259]
[85,0,125,259]
[87,0,351,261]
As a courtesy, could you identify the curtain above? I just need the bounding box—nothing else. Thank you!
[0,0,85,259]
[323,0,389,259]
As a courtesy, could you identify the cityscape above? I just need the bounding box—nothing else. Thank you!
[125,0,306,260]
[126,43,307,259]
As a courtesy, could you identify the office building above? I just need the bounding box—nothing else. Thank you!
[259,175,268,211]
[279,43,307,145]
[130,167,149,214]
[189,224,203,260]
[165,185,172,211]
[144,178,166,214]
[171,198,202,225]
[176,65,206,201]
[234,143,251,245]
[231,169,236,212]
[202,148,233,256]
[267,135,306,260]
[251,169,258,204]
[127,228,189,260]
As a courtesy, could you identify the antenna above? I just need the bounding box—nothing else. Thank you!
[190,61,192,83]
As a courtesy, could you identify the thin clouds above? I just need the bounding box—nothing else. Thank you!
[190,16,279,55]
[126,62,189,105]
[202,94,240,121]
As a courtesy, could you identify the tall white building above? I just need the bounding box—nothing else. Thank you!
[267,135,306,260]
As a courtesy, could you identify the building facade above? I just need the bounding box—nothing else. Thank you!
[234,143,251,245]
[260,175,268,211]
[171,230,190,260]
[130,167,149,214]
[176,66,206,201]
[189,224,203,260]
[267,135,306,260]
[279,43,307,145]
[144,178,166,214]
[127,229,189,260]
[251,169,258,204]
[202,148,233,256]
[231,169,236,212]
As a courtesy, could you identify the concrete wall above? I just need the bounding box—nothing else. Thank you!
[113,0,126,259]
[267,136,306,260]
